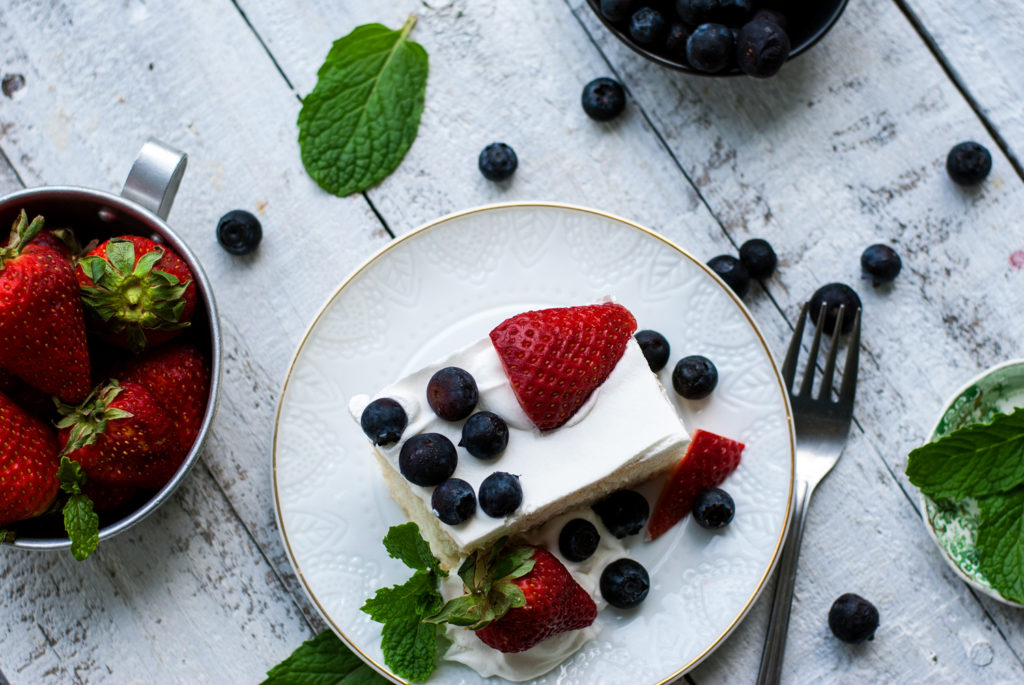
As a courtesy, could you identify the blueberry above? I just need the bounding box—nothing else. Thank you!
[427,367,478,421]
[559,518,601,562]
[664,22,692,62]
[360,397,407,446]
[828,593,880,643]
[600,0,637,23]
[861,244,902,286]
[399,433,457,486]
[629,7,668,46]
[686,23,735,73]
[581,77,627,122]
[752,9,788,32]
[675,0,720,26]
[672,354,718,400]
[459,411,509,460]
[592,490,649,538]
[707,254,750,297]
[431,478,476,525]
[719,0,754,24]
[635,329,671,372]
[808,283,862,335]
[216,209,262,255]
[600,558,650,608]
[736,15,790,78]
[739,238,777,279]
[946,141,992,185]
[478,142,518,182]
[692,487,735,528]
[479,472,523,517]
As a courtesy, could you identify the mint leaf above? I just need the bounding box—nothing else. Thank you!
[906,407,1024,499]
[262,630,388,684]
[977,487,1024,604]
[362,570,442,623]
[298,16,428,197]
[57,456,99,561]
[383,521,445,576]
[362,524,447,681]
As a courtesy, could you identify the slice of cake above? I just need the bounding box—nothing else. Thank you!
[351,302,689,568]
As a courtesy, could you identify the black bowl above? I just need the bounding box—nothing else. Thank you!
[586,0,849,77]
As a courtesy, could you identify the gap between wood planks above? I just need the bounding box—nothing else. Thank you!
[228,0,397,240]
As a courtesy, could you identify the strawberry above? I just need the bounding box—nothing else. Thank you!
[114,341,210,459]
[489,302,637,430]
[426,541,597,653]
[0,210,91,403]
[82,480,138,512]
[56,379,180,490]
[647,429,745,540]
[0,390,61,528]
[77,235,196,353]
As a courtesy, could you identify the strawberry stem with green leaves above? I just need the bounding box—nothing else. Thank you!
[54,380,135,455]
[79,239,191,353]
[0,209,45,268]
[423,539,535,630]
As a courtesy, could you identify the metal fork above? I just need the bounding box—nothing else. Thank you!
[756,301,861,685]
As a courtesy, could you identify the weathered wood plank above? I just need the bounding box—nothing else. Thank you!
[900,0,1024,175]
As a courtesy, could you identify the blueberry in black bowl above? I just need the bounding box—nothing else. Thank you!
[216,209,262,255]
[707,254,750,297]
[672,354,718,400]
[687,23,736,73]
[459,411,509,459]
[739,238,777,279]
[559,518,601,562]
[478,143,518,182]
[664,22,692,62]
[592,489,649,538]
[736,13,790,78]
[581,77,627,121]
[635,329,670,372]
[600,0,638,23]
[861,244,901,286]
[600,558,650,608]
[431,478,476,525]
[946,141,992,186]
[808,283,861,335]
[629,7,668,46]
[675,0,720,26]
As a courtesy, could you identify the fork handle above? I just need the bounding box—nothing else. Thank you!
[756,479,811,685]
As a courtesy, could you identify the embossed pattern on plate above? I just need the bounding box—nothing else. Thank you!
[273,204,795,683]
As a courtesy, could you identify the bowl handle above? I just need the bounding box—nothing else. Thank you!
[121,138,188,220]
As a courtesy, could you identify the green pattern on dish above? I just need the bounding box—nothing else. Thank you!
[924,363,1024,603]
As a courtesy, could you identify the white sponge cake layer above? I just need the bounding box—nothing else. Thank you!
[351,336,689,567]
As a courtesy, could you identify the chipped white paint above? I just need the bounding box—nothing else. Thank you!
[1,0,1024,682]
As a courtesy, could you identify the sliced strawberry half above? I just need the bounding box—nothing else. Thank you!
[489,302,637,431]
[647,429,745,540]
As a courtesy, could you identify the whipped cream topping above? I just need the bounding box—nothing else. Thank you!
[439,508,627,682]
[349,336,688,553]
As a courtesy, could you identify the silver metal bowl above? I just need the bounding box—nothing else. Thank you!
[1,139,221,552]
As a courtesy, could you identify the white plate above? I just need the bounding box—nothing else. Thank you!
[273,203,794,683]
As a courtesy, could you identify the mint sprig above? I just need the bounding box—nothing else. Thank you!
[361,523,449,682]
[298,16,428,197]
[907,407,1024,603]
[262,630,388,684]
[907,407,1024,499]
[57,456,99,561]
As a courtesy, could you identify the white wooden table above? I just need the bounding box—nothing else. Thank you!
[2,1,1024,682]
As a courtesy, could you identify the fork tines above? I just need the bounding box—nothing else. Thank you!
[782,302,861,406]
